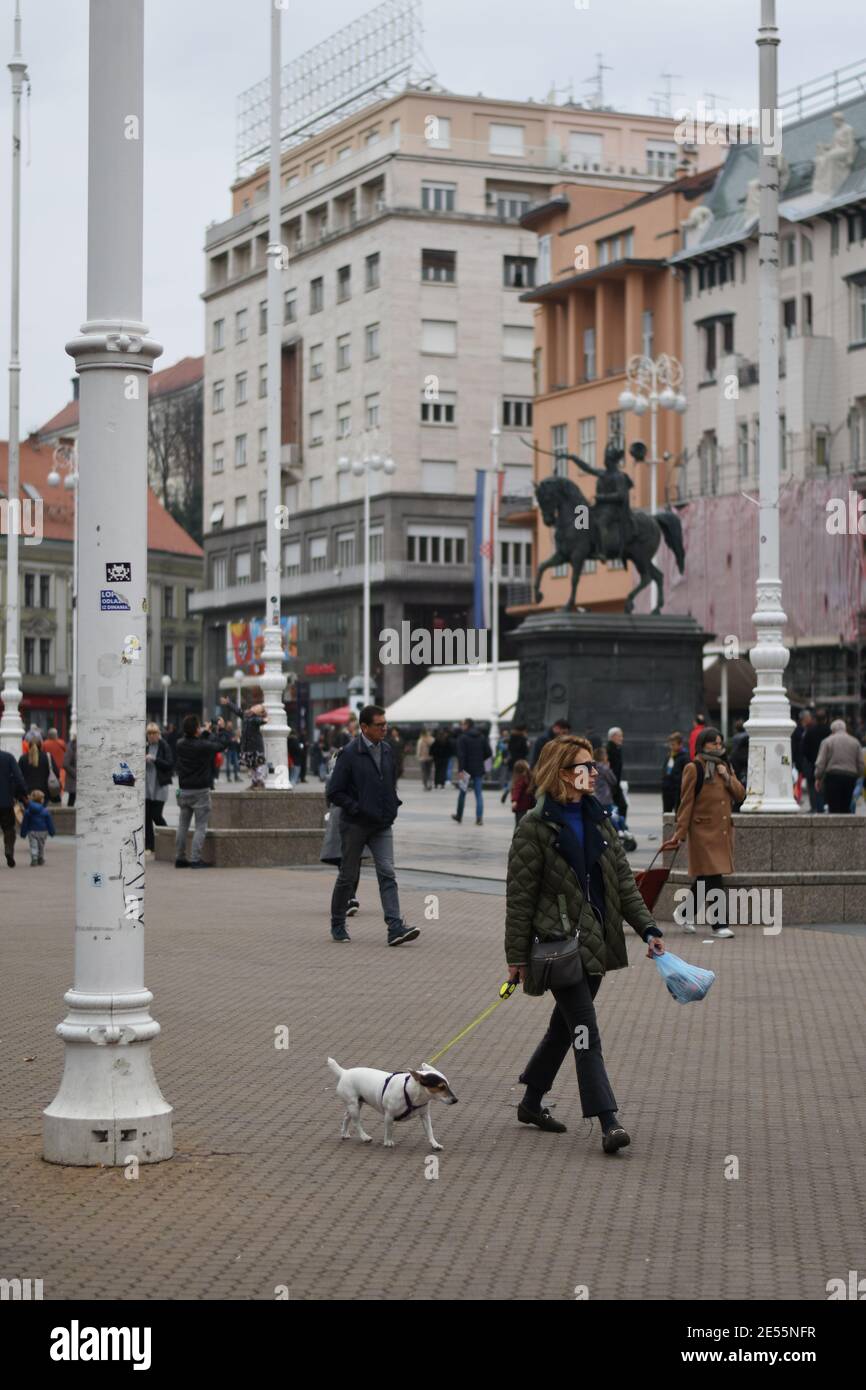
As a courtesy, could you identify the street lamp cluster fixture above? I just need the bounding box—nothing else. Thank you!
[618,353,687,610]
[337,443,396,706]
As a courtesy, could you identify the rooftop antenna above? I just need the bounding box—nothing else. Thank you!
[583,52,612,110]
[650,71,684,117]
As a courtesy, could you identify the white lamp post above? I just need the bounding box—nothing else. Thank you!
[489,405,503,743]
[338,444,395,706]
[618,353,686,610]
[0,2,28,756]
[233,666,244,706]
[741,0,796,812]
[43,0,172,1166]
[160,672,171,727]
[259,0,290,789]
[47,441,79,740]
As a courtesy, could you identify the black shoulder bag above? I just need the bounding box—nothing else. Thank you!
[527,893,584,993]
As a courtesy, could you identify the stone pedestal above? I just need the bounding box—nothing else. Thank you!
[512,612,711,788]
[155,788,325,867]
[655,812,866,925]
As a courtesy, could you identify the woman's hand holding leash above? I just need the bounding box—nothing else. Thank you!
[507,964,527,985]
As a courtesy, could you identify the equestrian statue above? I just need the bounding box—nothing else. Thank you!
[533,440,685,614]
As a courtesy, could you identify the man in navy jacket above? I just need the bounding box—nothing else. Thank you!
[0,747,29,867]
[326,704,419,946]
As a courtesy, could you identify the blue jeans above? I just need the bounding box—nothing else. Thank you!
[456,775,484,822]
[226,746,240,780]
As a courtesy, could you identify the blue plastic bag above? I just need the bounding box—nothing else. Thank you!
[654,950,715,1004]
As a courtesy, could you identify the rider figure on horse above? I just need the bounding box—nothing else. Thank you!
[568,440,644,561]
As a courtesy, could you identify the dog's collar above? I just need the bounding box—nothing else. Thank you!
[382,1072,423,1122]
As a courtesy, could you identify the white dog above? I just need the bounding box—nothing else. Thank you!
[327,1058,458,1149]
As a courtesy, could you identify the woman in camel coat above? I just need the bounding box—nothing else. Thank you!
[662,726,745,938]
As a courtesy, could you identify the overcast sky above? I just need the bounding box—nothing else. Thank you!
[0,0,857,436]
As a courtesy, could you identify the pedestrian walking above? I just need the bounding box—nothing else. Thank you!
[320,743,370,919]
[662,727,746,937]
[144,721,173,854]
[510,758,534,826]
[688,714,706,759]
[388,726,405,783]
[502,724,529,802]
[63,737,77,806]
[606,726,628,819]
[326,705,418,946]
[814,719,864,813]
[0,745,29,867]
[505,735,665,1152]
[802,708,831,812]
[416,727,434,790]
[223,698,268,788]
[728,719,749,785]
[591,746,618,812]
[661,732,688,813]
[431,728,454,788]
[43,727,67,797]
[19,730,60,800]
[451,718,492,825]
[174,714,219,868]
[225,723,241,782]
[530,718,571,767]
[287,729,303,786]
[19,789,56,866]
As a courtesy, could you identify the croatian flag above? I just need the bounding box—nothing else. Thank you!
[474,468,501,631]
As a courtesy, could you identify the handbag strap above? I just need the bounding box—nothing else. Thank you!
[642,841,681,875]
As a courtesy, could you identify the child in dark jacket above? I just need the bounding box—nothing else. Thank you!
[510,759,535,826]
[20,789,56,865]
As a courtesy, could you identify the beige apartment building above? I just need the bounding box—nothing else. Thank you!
[196,83,718,720]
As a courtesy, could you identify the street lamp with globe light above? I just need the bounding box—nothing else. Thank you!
[160,673,172,728]
[618,353,687,609]
[337,443,396,706]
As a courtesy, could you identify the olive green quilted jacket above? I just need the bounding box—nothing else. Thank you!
[505,796,658,995]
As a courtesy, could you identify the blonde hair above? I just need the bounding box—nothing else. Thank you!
[146,722,161,738]
[532,735,594,800]
[28,740,41,767]
[30,788,45,804]
[510,758,530,790]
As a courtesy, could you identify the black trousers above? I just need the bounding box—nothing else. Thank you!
[145,798,167,852]
[519,973,617,1118]
[824,772,857,814]
[0,806,16,861]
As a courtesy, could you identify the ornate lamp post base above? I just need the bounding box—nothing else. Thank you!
[741,579,796,812]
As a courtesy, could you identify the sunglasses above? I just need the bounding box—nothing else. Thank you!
[564,760,598,772]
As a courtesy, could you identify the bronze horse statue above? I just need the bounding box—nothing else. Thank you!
[534,450,685,613]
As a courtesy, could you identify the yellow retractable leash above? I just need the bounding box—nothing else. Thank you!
[428,979,518,1065]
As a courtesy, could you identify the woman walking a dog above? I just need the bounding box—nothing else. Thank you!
[505,735,664,1153]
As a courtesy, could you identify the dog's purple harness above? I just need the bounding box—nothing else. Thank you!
[381,1072,423,1122]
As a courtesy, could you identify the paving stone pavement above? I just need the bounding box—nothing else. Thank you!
[1,840,865,1301]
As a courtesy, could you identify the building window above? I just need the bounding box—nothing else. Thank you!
[163,585,174,618]
[502,398,533,428]
[782,237,796,267]
[569,130,604,167]
[699,430,719,494]
[235,496,247,527]
[803,292,813,335]
[783,299,797,339]
[336,403,351,438]
[258,364,267,398]
[258,489,267,521]
[213,380,225,412]
[503,255,536,289]
[309,411,324,445]
[780,413,788,471]
[337,334,351,371]
[645,140,678,178]
[235,308,248,343]
[309,535,328,572]
[163,643,174,679]
[552,424,568,477]
[184,645,195,684]
[850,396,866,471]
[815,429,830,470]
[583,329,594,383]
[259,426,268,462]
[597,230,634,265]
[369,527,384,564]
[421,460,457,492]
[500,533,533,580]
[425,115,451,149]
[337,144,352,161]
[365,253,380,290]
[421,318,457,355]
[283,540,300,578]
[496,192,531,220]
[24,572,34,607]
[210,502,225,533]
[641,309,654,359]
[579,416,596,468]
[284,291,297,324]
[311,158,326,175]
[309,477,323,509]
[850,279,866,344]
[235,372,248,406]
[701,323,717,381]
[722,317,735,354]
[737,420,749,476]
[537,234,551,285]
[310,277,324,313]
[337,264,351,302]
[235,550,251,585]
[503,324,534,361]
[420,391,456,425]
[422,248,456,283]
[607,411,624,448]
[365,323,380,360]
[185,587,195,618]
[407,525,468,564]
[366,393,380,429]
[259,300,267,335]
[212,442,224,474]
[421,182,456,213]
[23,637,35,674]
[212,557,228,591]
[234,434,247,469]
[336,531,355,568]
[489,123,525,156]
[310,343,323,380]
[39,573,51,608]
[364,127,380,146]
[213,318,224,351]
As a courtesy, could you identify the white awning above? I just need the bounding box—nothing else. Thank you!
[386,662,520,725]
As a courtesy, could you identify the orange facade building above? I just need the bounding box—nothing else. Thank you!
[512,168,718,615]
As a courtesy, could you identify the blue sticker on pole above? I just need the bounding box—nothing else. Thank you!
[100,589,130,612]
